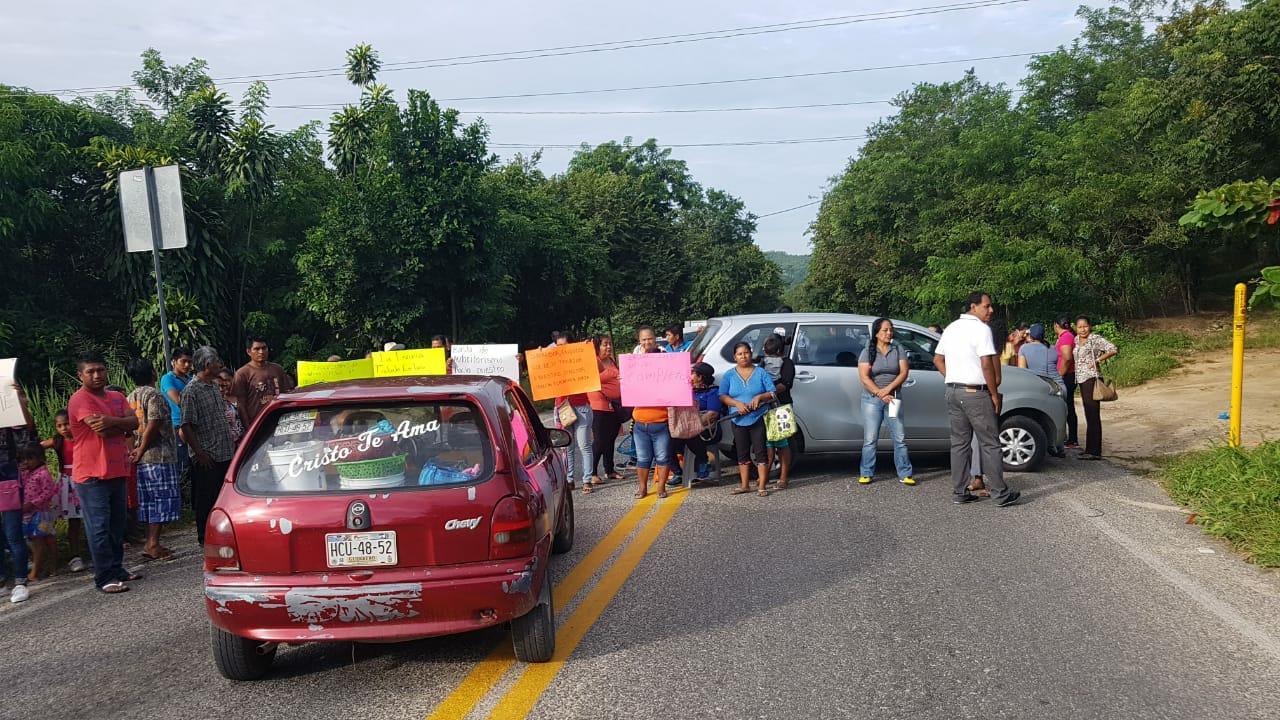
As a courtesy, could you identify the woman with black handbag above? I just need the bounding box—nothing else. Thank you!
[1073,316,1119,460]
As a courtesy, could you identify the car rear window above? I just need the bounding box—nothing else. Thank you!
[687,319,722,361]
[235,402,494,495]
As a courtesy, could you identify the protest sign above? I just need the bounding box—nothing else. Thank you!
[451,344,520,381]
[0,359,24,427]
[372,348,448,377]
[297,358,375,386]
[525,342,600,401]
[620,352,693,407]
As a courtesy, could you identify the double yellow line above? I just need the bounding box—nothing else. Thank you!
[426,488,688,720]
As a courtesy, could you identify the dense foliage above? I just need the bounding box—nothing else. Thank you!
[1,51,783,380]
[801,0,1280,325]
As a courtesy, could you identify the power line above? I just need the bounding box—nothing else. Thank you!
[431,52,1042,101]
[270,99,899,114]
[486,134,868,149]
[757,200,822,218]
[25,0,1029,95]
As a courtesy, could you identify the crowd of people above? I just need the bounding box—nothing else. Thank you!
[0,337,293,602]
[929,292,1119,505]
[2,301,1117,602]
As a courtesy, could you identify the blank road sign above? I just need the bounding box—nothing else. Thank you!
[120,165,188,252]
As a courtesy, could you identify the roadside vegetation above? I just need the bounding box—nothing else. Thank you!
[1104,311,1280,387]
[1158,441,1280,567]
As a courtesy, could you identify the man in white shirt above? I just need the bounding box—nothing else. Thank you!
[933,291,1020,507]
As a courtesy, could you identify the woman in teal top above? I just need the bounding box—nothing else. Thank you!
[719,342,777,497]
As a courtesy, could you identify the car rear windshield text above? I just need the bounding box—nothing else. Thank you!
[235,402,494,495]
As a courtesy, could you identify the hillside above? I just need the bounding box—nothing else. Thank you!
[764,251,810,288]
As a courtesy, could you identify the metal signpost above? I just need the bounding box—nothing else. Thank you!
[120,165,188,364]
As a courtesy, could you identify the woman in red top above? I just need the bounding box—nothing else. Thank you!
[585,335,624,492]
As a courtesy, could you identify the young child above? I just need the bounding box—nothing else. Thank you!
[41,409,86,572]
[17,443,57,582]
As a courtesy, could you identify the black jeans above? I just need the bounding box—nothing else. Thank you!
[731,420,767,465]
[1062,372,1079,444]
[1079,378,1103,456]
[591,409,621,476]
[191,460,230,545]
[670,433,711,470]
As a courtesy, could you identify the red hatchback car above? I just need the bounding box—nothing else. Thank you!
[202,376,575,680]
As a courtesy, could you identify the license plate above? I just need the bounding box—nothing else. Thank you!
[325,531,398,568]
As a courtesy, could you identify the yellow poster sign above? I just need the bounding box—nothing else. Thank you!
[297,358,375,386]
[372,347,448,377]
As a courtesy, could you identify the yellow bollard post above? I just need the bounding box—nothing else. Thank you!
[1230,283,1247,447]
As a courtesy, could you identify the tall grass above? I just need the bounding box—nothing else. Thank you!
[1103,311,1280,387]
[1159,441,1280,567]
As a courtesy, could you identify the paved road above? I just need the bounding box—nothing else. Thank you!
[4,453,1280,720]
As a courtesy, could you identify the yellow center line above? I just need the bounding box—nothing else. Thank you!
[424,492,660,720]
[486,488,689,720]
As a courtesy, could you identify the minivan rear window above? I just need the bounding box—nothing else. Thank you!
[235,402,493,495]
[687,319,722,361]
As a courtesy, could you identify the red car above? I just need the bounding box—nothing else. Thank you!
[203,376,575,680]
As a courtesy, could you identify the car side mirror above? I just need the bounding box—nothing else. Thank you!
[547,428,572,448]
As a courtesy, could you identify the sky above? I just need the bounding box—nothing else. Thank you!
[2,0,1090,254]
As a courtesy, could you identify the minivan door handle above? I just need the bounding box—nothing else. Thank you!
[902,378,916,387]
[795,371,817,382]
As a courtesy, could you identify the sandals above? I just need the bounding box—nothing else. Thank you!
[588,476,603,486]
[634,489,646,499]
[731,487,751,495]
[120,571,143,582]
[99,581,129,594]
[606,473,624,481]
[657,487,668,499]
[582,484,594,494]
[757,490,769,497]
[141,551,174,562]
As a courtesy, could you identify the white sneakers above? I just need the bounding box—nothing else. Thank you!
[68,557,86,573]
[10,584,29,603]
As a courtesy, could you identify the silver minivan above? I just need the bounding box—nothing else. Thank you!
[688,313,1068,472]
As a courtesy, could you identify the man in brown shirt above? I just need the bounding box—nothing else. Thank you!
[230,336,296,430]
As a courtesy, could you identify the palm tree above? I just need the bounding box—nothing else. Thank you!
[186,85,232,175]
[328,105,370,177]
[224,117,282,350]
[345,44,381,88]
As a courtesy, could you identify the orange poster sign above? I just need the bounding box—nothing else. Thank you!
[524,342,601,401]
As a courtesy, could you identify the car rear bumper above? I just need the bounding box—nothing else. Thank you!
[205,552,546,643]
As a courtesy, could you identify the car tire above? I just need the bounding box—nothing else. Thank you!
[511,576,555,662]
[551,490,574,555]
[211,625,277,681]
[1000,415,1047,473]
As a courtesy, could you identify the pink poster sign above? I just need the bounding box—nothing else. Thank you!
[619,352,694,407]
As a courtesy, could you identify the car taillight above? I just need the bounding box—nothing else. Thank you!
[490,496,536,560]
[204,509,241,571]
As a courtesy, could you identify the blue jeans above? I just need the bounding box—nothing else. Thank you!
[1,509,28,585]
[632,421,671,470]
[75,477,128,589]
[566,404,594,483]
[860,394,913,479]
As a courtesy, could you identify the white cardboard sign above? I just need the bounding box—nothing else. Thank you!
[450,344,520,382]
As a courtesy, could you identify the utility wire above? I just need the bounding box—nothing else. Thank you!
[486,134,868,149]
[756,199,822,218]
[23,0,1029,94]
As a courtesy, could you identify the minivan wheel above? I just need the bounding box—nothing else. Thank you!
[211,625,277,681]
[552,490,574,554]
[511,577,555,662]
[1000,415,1047,472]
